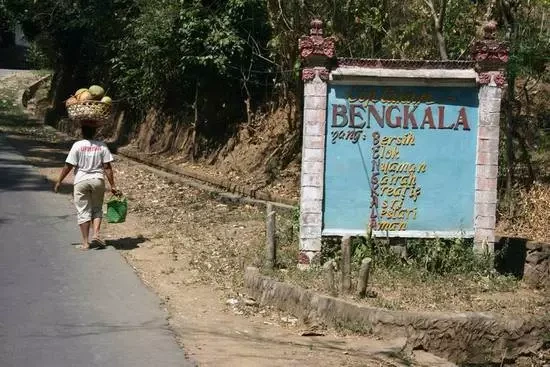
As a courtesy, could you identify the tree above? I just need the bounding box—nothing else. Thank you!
[423,0,449,59]
[3,0,549,183]
[494,0,550,207]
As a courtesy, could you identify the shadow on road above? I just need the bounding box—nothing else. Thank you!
[0,158,57,192]
[4,133,74,167]
[70,236,147,251]
[106,236,148,250]
[0,113,76,193]
[0,137,75,193]
[81,236,148,251]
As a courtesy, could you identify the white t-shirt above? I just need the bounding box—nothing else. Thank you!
[65,140,114,185]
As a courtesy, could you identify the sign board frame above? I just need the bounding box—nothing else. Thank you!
[297,20,507,266]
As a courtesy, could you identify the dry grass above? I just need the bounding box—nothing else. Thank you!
[497,182,550,242]
[269,228,548,316]
[270,261,548,316]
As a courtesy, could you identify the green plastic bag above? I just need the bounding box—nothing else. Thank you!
[106,195,128,223]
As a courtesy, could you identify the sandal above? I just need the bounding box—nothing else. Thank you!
[75,244,90,251]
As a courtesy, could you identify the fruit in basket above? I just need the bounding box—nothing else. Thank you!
[88,85,105,100]
[77,90,93,101]
[100,96,112,104]
[75,88,88,97]
[65,96,78,107]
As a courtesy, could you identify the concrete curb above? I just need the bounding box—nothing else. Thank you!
[118,147,299,207]
[244,266,550,365]
[119,153,296,212]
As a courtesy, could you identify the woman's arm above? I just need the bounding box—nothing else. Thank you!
[103,162,118,194]
[54,163,73,193]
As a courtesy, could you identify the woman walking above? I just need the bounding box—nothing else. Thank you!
[55,123,118,250]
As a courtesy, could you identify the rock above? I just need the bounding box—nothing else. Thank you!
[244,298,258,307]
[365,290,378,298]
[226,298,239,306]
[301,331,325,336]
[524,260,550,288]
[526,241,543,251]
[523,241,550,289]
[281,316,298,325]
[390,245,407,259]
[526,250,550,265]
[515,356,532,367]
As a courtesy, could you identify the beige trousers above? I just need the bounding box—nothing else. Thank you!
[74,178,105,224]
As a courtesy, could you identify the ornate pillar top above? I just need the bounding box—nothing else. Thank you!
[298,19,336,63]
[472,21,509,71]
[472,21,509,88]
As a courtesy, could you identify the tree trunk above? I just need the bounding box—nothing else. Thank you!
[190,81,199,162]
[424,0,449,60]
[504,76,516,211]
[435,30,448,60]
[499,0,518,211]
[513,128,535,186]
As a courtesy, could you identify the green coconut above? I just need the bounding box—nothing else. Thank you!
[88,85,105,100]
[101,96,112,104]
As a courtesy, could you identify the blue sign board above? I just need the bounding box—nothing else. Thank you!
[323,84,479,237]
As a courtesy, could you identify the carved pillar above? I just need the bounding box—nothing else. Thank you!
[472,21,509,250]
[297,20,335,267]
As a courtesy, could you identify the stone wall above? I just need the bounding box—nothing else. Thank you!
[245,267,550,365]
[495,237,550,289]
[524,241,550,288]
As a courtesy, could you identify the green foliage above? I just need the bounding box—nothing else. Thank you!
[350,236,494,276]
[291,206,300,236]
[2,0,549,175]
[406,238,493,275]
[109,0,273,137]
[6,0,272,137]
[505,0,550,80]
[0,0,24,30]
[26,41,50,69]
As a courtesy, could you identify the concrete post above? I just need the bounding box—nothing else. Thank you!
[472,21,509,251]
[297,20,335,267]
[265,203,276,269]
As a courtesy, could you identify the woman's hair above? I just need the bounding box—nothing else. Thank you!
[81,124,97,140]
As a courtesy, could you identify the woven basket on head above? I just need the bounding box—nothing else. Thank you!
[67,101,112,123]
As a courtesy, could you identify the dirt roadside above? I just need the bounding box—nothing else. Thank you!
[0,126,456,367]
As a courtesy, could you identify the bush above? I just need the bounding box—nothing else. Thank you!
[324,235,495,277]
[26,41,50,69]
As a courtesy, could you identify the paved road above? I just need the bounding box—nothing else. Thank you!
[0,135,193,366]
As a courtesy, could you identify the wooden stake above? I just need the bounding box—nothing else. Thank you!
[357,257,372,298]
[323,260,337,296]
[265,203,276,269]
[341,236,351,293]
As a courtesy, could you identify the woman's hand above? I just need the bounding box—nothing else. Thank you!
[111,186,121,196]
[55,163,73,194]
